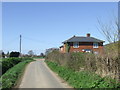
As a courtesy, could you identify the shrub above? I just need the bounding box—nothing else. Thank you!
[84,53,97,72]
[45,50,120,81]
[45,61,120,88]
[46,51,86,71]
[10,52,20,57]
[67,52,85,71]
[1,59,34,89]
[2,52,5,58]
[2,57,33,75]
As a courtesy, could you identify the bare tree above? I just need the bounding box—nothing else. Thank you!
[40,53,44,57]
[97,16,119,56]
[6,51,9,57]
[28,50,34,57]
[97,15,120,81]
[97,16,119,43]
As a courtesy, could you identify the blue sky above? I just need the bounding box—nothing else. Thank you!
[2,2,118,54]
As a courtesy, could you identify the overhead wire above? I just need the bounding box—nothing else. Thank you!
[22,36,55,45]
[3,36,19,46]
[3,35,57,53]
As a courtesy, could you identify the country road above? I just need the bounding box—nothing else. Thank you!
[18,59,72,88]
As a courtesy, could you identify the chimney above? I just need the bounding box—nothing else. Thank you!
[73,35,76,37]
[86,33,90,37]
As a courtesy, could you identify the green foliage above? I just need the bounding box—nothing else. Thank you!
[2,57,33,75]
[10,52,20,57]
[1,59,34,89]
[84,53,97,72]
[46,51,86,71]
[104,41,119,58]
[45,49,120,81]
[45,61,120,88]
[65,43,70,53]
[2,52,5,58]
[68,52,85,71]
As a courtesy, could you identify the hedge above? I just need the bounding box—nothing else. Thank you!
[45,60,120,88]
[1,59,34,89]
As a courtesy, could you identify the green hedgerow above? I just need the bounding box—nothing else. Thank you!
[45,60,119,88]
[1,59,34,89]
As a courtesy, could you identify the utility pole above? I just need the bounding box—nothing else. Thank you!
[20,35,22,56]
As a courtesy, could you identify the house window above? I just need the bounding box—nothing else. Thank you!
[73,42,79,48]
[93,43,98,48]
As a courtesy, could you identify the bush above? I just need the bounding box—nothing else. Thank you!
[84,53,97,72]
[46,51,86,71]
[1,59,34,89]
[10,52,20,57]
[45,50,120,81]
[67,52,85,71]
[45,61,120,88]
[2,52,5,58]
[2,57,33,75]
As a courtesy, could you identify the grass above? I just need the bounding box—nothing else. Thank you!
[45,60,120,88]
[1,59,34,89]
[0,58,2,76]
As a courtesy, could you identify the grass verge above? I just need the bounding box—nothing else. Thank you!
[1,59,34,90]
[45,60,120,88]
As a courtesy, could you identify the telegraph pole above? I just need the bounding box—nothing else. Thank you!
[20,35,22,56]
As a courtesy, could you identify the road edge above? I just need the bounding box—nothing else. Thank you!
[43,59,73,88]
[13,61,35,88]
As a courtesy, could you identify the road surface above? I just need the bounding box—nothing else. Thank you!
[18,59,72,88]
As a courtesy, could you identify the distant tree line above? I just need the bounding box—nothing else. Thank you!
[0,50,45,58]
[1,51,20,58]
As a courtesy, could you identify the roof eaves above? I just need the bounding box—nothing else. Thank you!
[62,36,105,43]
[62,36,76,43]
[91,37,105,42]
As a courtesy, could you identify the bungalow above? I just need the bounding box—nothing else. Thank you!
[59,33,105,54]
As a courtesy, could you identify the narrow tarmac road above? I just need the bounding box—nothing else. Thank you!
[19,59,71,88]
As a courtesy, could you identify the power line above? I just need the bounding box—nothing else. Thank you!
[3,35,59,54]
[22,36,54,45]
[3,36,19,45]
